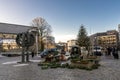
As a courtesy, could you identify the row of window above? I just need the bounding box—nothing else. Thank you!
[100,36,116,39]
[0,33,16,39]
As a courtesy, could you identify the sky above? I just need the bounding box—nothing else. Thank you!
[0,0,120,43]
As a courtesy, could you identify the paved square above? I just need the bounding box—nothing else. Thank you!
[0,55,120,80]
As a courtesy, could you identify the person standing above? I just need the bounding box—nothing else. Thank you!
[31,51,35,58]
[107,47,112,56]
[112,46,119,59]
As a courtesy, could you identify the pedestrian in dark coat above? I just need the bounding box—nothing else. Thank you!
[31,51,35,58]
[107,47,112,56]
[112,47,119,59]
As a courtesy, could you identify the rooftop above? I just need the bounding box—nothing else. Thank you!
[0,22,32,34]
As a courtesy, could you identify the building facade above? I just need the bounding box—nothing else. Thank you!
[28,27,56,52]
[0,23,31,51]
[90,30,119,48]
[118,24,120,41]
[0,22,56,52]
[67,39,77,51]
[44,36,55,49]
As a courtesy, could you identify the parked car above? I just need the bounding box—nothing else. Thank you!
[92,46,102,56]
[40,48,59,58]
[40,50,50,58]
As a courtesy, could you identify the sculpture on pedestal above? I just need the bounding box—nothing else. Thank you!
[16,32,35,62]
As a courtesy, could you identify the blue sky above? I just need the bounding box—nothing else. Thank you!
[0,0,120,42]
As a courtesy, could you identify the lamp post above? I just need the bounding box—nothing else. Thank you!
[46,37,48,49]
[95,37,97,46]
[94,37,97,56]
[36,33,38,56]
[36,28,40,56]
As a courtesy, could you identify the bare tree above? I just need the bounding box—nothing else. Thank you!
[31,17,52,51]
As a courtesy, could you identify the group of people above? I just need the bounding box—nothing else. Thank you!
[106,46,119,59]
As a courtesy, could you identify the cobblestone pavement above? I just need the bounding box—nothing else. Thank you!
[0,54,120,80]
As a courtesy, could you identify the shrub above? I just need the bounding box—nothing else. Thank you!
[91,64,100,69]
[41,66,48,69]
[49,62,60,68]
[50,65,58,68]
[85,68,92,71]
[38,62,50,66]
[77,66,86,69]
[61,63,69,68]
[71,58,80,63]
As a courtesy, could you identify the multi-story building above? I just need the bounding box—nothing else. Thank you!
[67,39,77,51]
[90,30,119,48]
[0,22,31,51]
[0,22,56,52]
[44,36,55,49]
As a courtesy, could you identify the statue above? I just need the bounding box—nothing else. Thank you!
[16,32,35,63]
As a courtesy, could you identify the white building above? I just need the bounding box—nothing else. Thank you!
[67,39,77,51]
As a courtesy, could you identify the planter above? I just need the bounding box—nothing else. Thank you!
[71,59,96,69]
[71,63,91,69]
[38,56,100,70]
[50,65,58,68]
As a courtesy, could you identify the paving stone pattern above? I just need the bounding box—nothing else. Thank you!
[0,54,120,80]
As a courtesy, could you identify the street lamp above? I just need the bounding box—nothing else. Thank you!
[94,37,97,56]
[46,37,48,49]
[36,32,38,56]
